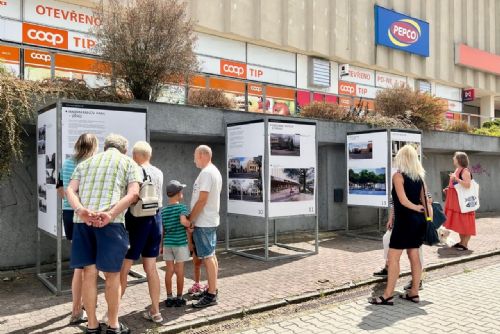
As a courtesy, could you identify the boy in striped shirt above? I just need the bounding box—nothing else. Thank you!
[161,180,192,307]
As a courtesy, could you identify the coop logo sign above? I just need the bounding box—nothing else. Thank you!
[30,52,51,62]
[23,22,69,49]
[27,29,64,46]
[220,59,247,79]
[375,5,429,57]
[338,81,356,96]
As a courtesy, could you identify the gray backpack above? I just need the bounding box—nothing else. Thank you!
[130,168,159,217]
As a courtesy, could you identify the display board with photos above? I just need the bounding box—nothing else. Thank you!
[37,102,147,238]
[347,130,389,208]
[390,130,422,176]
[268,120,317,217]
[226,121,265,217]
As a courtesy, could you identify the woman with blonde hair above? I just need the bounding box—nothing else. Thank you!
[370,144,431,305]
[443,151,475,250]
[60,133,98,324]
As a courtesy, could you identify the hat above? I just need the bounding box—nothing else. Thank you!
[166,180,186,197]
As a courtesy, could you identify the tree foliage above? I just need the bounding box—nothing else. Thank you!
[94,0,198,101]
[0,71,128,180]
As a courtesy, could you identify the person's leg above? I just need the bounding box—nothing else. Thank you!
[407,248,422,298]
[103,272,122,329]
[119,259,134,297]
[383,248,403,299]
[193,255,202,283]
[82,265,99,329]
[174,262,185,297]
[165,261,175,296]
[462,235,472,248]
[143,257,161,314]
[204,256,218,294]
[71,268,84,316]
[459,233,466,246]
[418,247,424,267]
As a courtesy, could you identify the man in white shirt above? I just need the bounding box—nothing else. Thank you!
[190,145,222,308]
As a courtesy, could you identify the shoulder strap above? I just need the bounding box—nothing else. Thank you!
[420,178,430,220]
[141,167,151,182]
[458,168,473,180]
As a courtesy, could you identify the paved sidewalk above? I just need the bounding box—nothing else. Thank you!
[235,262,500,334]
[1,215,499,334]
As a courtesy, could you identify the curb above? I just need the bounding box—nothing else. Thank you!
[160,248,500,333]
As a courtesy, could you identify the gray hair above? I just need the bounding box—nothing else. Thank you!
[104,134,128,154]
[132,141,152,157]
[196,145,212,158]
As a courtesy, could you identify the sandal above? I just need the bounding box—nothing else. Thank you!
[368,296,394,305]
[452,243,461,248]
[143,310,163,323]
[400,293,420,303]
[456,244,468,251]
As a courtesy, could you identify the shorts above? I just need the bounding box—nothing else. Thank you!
[62,210,75,241]
[192,227,217,259]
[71,223,129,273]
[125,211,162,261]
[163,245,191,262]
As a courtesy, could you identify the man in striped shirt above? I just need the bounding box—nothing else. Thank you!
[67,134,141,334]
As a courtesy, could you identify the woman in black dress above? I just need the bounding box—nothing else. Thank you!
[370,145,432,305]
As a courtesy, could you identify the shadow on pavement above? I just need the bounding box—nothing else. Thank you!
[437,247,473,258]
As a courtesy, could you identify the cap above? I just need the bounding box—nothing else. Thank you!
[166,180,186,197]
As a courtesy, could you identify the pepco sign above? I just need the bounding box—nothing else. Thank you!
[375,5,429,57]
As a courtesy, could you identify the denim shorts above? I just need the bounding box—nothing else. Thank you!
[125,211,162,261]
[192,227,217,259]
[71,223,129,273]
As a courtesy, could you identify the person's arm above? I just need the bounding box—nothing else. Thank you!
[386,204,394,230]
[67,179,95,225]
[393,173,425,213]
[189,191,209,223]
[56,172,65,199]
[98,182,140,226]
[180,215,191,228]
[452,169,472,188]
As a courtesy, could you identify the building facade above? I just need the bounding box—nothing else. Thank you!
[1,0,499,124]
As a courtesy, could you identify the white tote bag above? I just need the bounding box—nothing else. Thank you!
[454,180,480,213]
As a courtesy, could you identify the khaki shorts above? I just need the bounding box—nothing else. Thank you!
[163,245,191,262]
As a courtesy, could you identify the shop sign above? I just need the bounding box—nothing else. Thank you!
[220,59,246,79]
[375,5,430,57]
[340,65,375,86]
[0,0,21,19]
[24,0,100,34]
[447,100,462,113]
[247,64,296,87]
[375,71,407,88]
[338,81,356,96]
[435,84,461,102]
[356,84,382,99]
[462,88,474,102]
[22,22,97,54]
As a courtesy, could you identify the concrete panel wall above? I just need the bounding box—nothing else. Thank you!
[1,103,500,268]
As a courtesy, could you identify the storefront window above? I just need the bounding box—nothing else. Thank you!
[297,90,311,114]
[208,77,246,111]
[0,45,21,77]
[247,83,266,113]
[24,49,52,81]
[266,86,296,116]
[54,53,110,88]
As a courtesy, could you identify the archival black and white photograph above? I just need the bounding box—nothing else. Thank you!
[228,179,263,202]
[348,168,387,196]
[37,126,46,155]
[38,198,47,213]
[38,184,47,199]
[228,156,262,179]
[392,140,421,164]
[46,169,56,185]
[45,153,56,170]
[348,141,373,160]
[270,168,315,202]
[270,133,301,156]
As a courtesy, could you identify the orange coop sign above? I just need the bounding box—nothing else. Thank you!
[23,22,68,49]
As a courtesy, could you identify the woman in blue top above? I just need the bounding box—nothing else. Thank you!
[60,133,98,324]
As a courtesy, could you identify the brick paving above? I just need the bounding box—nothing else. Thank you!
[1,215,499,334]
[235,262,500,334]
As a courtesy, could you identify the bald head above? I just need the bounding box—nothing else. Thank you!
[194,145,213,169]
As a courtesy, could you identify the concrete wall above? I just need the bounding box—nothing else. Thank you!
[1,102,499,268]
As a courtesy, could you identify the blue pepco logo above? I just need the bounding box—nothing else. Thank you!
[375,5,429,57]
[388,19,421,47]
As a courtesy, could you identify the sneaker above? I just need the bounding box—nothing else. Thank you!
[373,267,388,277]
[188,282,203,294]
[85,324,102,334]
[69,309,87,325]
[192,292,218,309]
[404,280,424,291]
[174,297,187,307]
[164,297,175,308]
[105,322,130,334]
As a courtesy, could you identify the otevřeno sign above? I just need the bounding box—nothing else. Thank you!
[374,5,429,57]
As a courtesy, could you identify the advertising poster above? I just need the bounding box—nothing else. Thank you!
[61,103,147,161]
[390,130,422,175]
[37,107,59,236]
[268,121,316,217]
[227,121,265,217]
[347,130,389,207]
